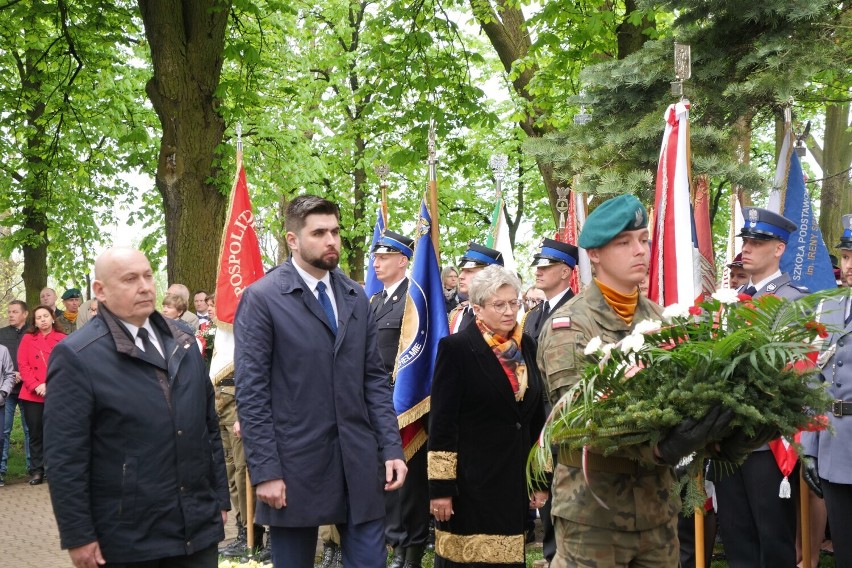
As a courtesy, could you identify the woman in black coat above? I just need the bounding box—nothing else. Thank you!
[428,265,548,567]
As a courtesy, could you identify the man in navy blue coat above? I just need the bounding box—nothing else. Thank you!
[44,248,230,568]
[235,195,407,568]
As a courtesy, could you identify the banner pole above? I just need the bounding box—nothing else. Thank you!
[246,469,255,552]
[695,472,705,568]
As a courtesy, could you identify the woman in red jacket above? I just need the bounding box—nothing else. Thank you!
[17,304,66,485]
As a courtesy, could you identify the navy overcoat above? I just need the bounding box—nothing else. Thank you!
[234,260,404,527]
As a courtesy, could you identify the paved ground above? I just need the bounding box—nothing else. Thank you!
[2,477,238,568]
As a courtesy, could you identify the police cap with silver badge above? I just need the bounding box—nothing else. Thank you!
[531,238,578,269]
[738,207,796,242]
[458,242,503,269]
[372,230,414,258]
[578,194,648,249]
[838,214,852,250]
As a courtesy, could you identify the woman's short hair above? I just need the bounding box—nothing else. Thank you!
[162,293,187,315]
[469,265,522,306]
[441,266,458,283]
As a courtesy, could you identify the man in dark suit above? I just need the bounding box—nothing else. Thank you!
[44,247,230,568]
[523,238,578,342]
[234,195,407,568]
[369,230,429,568]
[713,207,807,568]
[448,242,503,334]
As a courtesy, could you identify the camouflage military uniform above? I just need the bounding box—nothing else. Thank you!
[537,280,679,567]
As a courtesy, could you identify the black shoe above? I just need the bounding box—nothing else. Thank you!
[221,530,247,558]
[29,471,44,485]
[402,544,425,568]
[220,522,246,553]
[254,538,272,563]
[525,527,536,544]
[388,547,406,568]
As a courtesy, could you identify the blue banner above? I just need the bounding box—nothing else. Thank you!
[393,198,449,419]
[780,151,836,292]
[364,209,384,297]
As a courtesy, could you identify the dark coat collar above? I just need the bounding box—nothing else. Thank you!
[97,303,196,369]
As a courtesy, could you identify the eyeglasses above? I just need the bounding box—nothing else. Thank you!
[485,299,523,313]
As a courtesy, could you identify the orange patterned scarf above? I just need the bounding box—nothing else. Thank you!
[475,318,528,401]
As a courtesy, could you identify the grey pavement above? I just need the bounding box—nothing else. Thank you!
[1,477,238,568]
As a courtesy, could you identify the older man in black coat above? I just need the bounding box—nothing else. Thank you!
[235,195,406,568]
[44,247,230,568]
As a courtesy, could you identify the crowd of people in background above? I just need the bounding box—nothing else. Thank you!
[0,202,849,568]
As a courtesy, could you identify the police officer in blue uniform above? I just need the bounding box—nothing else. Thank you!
[713,206,808,568]
[802,213,852,567]
[448,243,503,334]
[523,238,578,342]
[369,230,430,568]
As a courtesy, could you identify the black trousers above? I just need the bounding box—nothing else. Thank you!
[822,479,852,568]
[105,544,217,567]
[385,445,430,548]
[20,400,44,475]
[714,450,798,568]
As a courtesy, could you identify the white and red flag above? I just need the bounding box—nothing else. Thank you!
[209,154,265,383]
[649,101,700,306]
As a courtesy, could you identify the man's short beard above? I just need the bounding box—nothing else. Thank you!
[309,256,339,271]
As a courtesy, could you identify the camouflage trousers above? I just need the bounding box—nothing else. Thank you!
[550,515,678,567]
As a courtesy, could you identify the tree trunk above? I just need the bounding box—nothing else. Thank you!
[808,103,851,254]
[470,0,653,226]
[617,0,651,59]
[138,0,230,295]
[349,134,368,282]
[20,42,50,309]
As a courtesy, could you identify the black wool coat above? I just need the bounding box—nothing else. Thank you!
[428,322,546,567]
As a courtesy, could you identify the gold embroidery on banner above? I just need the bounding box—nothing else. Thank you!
[427,451,457,480]
[403,428,428,462]
[435,529,525,564]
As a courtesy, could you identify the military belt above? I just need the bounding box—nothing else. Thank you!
[832,399,852,417]
[217,378,235,387]
[558,447,664,476]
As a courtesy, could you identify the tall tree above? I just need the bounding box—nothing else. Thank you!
[0,0,152,306]
[137,0,231,293]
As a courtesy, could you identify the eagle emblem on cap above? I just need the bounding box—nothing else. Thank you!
[748,208,759,227]
[844,215,852,231]
[633,208,643,228]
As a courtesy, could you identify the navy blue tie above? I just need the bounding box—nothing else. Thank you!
[743,285,757,297]
[316,281,338,334]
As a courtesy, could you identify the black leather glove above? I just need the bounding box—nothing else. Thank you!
[712,423,779,463]
[802,457,822,499]
[657,406,734,466]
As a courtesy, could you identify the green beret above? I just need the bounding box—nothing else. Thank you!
[61,288,82,300]
[578,194,648,249]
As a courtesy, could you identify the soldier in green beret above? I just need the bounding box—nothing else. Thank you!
[56,288,82,335]
[537,194,733,566]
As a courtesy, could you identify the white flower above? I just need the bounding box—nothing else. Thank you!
[661,303,690,321]
[712,287,740,305]
[601,343,615,355]
[584,336,603,355]
[632,319,662,335]
[619,333,646,354]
